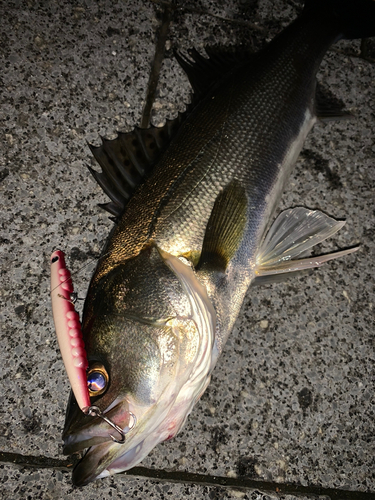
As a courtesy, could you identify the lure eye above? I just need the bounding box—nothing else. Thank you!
[87,363,109,397]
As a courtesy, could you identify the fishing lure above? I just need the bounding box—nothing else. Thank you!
[50,250,132,443]
[50,250,91,411]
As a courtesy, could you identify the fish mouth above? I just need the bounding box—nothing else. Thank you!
[70,439,140,487]
[62,390,195,486]
[62,392,183,486]
[63,395,143,486]
[63,404,135,454]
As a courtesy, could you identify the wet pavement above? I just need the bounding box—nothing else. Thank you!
[0,0,374,499]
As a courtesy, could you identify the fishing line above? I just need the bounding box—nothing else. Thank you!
[49,246,114,297]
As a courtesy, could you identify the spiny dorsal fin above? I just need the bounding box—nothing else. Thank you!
[175,46,255,101]
[198,180,247,273]
[88,114,187,218]
[89,47,254,218]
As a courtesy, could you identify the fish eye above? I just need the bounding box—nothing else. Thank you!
[87,363,109,397]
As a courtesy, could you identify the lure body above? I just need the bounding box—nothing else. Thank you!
[50,250,90,411]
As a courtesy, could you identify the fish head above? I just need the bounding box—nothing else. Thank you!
[62,245,215,485]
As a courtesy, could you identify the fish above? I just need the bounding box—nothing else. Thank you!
[60,0,375,486]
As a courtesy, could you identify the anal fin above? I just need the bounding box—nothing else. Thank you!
[254,207,359,280]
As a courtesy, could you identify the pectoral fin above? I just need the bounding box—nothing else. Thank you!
[254,207,359,279]
[198,181,247,272]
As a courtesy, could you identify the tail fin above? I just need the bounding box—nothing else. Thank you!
[303,0,375,40]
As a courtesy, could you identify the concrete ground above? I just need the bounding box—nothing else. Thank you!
[0,0,374,498]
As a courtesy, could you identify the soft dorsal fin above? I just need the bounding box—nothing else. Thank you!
[198,180,248,273]
[175,46,255,101]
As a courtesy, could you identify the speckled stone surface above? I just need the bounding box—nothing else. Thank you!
[2,464,309,500]
[0,0,374,498]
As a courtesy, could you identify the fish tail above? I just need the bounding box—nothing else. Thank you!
[303,0,375,40]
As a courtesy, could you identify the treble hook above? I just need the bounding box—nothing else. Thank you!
[84,405,137,444]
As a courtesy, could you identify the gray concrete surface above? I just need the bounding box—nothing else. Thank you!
[0,0,374,498]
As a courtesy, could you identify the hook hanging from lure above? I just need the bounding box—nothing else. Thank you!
[50,250,129,443]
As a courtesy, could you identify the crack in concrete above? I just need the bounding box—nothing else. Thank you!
[140,1,174,128]
[0,451,373,499]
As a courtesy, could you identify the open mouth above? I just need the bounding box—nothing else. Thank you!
[62,390,190,485]
[70,437,149,486]
[63,393,134,448]
[62,395,142,485]
[64,405,166,486]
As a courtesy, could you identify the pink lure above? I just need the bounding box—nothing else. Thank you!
[50,250,90,411]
